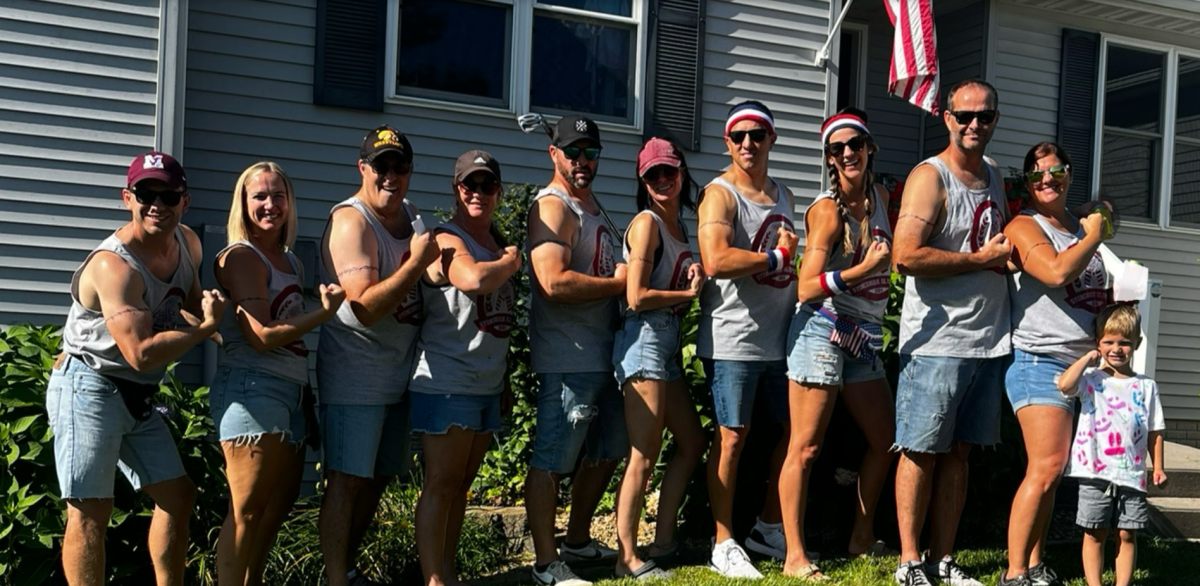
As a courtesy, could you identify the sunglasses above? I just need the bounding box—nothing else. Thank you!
[949,110,998,125]
[641,165,680,183]
[826,136,868,157]
[728,129,769,144]
[460,176,500,195]
[560,146,602,161]
[370,159,413,176]
[1026,164,1070,183]
[129,185,186,207]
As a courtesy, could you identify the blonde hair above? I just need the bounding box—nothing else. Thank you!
[226,161,297,250]
[1096,303,1141,343]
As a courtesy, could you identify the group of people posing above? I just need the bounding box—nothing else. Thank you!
[46,77,1165,586]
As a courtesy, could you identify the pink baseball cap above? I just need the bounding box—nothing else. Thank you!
[126,151,187,190]
[637,138,682,177]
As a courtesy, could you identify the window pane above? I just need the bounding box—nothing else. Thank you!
[531,14,632,120]
[537,0,632,17]
[1172,143,1200,225]
[398,0,510,103]
[836,30,861,111]
[1100,132,1159,221]
[1177,58,1200,141]
[1103,46,1163,132]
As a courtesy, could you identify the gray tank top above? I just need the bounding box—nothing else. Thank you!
[697,177,796,361]
[216,241,309,384]
[1010,212,1110,361]
[624,210,696,317]
[411,223,515,396]
[898,156,1011,358]
[527,186,620,373]
[808,185,892,325]
[316,196,422,405]
[61,227,195,385]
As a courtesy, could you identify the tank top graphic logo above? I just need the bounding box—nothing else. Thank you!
[152,287,187,332]
[668,252,695,316]
[751,214,798,288]
[475,281,516,338]
[272,283,310,356]
[850,227,892,301]
[592,226,616,277]
[969,200,1005,274]
[1065,250,1108,314]
[392,250,423,324]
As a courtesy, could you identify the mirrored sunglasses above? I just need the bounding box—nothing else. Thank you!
[1026,164,1070,183]
[560,146,602,161]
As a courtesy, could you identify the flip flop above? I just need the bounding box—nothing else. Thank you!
[794,563,832,582]
[627,559,672,581]
[647,541,680,565]
[852,540,899,558]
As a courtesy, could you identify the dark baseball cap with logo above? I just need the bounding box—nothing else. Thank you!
[126,151,187,190]
[453,150,502,183]
[360,124,414,163]
[552,115,602,148]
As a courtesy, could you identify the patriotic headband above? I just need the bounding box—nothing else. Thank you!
[821,114,872,146]
[725,102,775,136]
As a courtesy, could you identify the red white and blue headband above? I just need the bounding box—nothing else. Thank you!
[725,104,775,136]
[820,114,872,146]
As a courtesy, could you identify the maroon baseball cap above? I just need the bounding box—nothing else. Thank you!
[637,138,682,177]
[126,151,187,190]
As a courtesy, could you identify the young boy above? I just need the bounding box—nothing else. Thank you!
[1057,303,1167,586]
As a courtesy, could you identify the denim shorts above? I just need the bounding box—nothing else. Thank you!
[786,307,885,386]
[530,371,629,475]
[612,310,683,386]
[320,399,411,478]
[410,391,501,435]
[1076,478,1148,530]
[1005,349,1074,413]
[210,367,306,445]
[894,354,1004,453]
[46,356,186,499]
[702,357,789,428]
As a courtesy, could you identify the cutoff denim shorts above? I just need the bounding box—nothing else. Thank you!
[410,391,502,435]
[894,354,1004,453]
[529,371,628,475]
[612,310,683,386]
[209,366,307,445]
[702,357,789,429]
[786,306,885,386]
[320,398,411,479]
[1005,348,1074,413]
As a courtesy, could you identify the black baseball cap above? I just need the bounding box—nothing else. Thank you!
[360,124,414,162]
[552,115,602,148]
[453,150,502,183]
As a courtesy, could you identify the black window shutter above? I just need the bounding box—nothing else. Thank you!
[1058,28,1100,207]
[314,0,387,111]
[643,0,706,150]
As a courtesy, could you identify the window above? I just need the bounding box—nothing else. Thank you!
[834,24,867,112]
[391,0,642,124]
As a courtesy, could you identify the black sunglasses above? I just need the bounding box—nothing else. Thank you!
[949,109,998,125]
[641,165,680,183]
[560,146,602,161]
[370,159,413,176]
[461,176,500,195]
[129,185,186,207]
[826,136,868,157]
[728,129,769,144]
[1026,164,1070,183]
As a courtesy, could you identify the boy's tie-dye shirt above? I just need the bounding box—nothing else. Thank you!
[1065,368,1165,492]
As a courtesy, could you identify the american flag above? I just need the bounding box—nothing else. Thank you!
[830,315,884,362]
[885,0,940,115]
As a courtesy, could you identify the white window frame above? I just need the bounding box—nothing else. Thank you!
[1093,33,1200,232]
[384,0,647,130]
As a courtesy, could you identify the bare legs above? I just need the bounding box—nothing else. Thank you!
[416,428,492,586]
[320,470,389,586]
[1082,527,1137,586]
[525,458,620,566]
[779,381,837,575]
[895,442,971,565]
[1005,406,1072,580]
[841,378,897,554]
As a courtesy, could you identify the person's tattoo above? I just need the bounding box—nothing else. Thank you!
[104,307,148,322]
[699,220,733,230]
[530,238,569,250]
[806,246,829,254]
[1022,241,1051,262]
[628,256,653,263]
[235,296,267,304]
[898,213,934,226]
[337,265,378,277]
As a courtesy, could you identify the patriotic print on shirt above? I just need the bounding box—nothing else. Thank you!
[885,0,940,114]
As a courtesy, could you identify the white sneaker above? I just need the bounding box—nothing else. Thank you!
[532,560,592,586]
[926,555,984,586]
[895,560,934,586]
[744,518,821,561]
[558,538,618,563]
[709,538,764,579]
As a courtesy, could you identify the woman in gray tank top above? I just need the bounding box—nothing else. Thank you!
[611,138,707,579]
[411,151,523,586]
[1001,143,1113,585]
[780,109,897,578]
[210,162,346,585]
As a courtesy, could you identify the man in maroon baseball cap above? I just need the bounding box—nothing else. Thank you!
[49,149,224,585]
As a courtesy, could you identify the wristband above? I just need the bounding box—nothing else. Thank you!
[767,249,785,272]
[818,270,849,297]
[776,246,792,268]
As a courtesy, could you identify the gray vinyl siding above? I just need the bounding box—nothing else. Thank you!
[991,0,1200,421]
[923,3,986,157]
[0,0,163,326]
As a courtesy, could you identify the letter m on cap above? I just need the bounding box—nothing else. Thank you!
[144,154,164,169]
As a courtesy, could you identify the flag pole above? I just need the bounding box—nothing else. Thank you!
[814,0,858,66]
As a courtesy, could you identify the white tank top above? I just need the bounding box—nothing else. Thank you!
[623,210,696,317]
[806,185,892,324]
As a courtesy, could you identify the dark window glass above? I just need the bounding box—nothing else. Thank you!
[538,0,632,17]
[836,30,861,111]
[398,0,510,104]
[1172,143,1200,225]
[1103,46,1163,132]
[530,14,633,120]
[1100,133,1158,221]
[1176,58,1200,141]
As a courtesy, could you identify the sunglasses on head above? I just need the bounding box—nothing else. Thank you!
[728,128,769,144]
[460,176,500,195]
[949,109,998,125]
[129,185,185,207]
[370,159,413,176]
[1026,164,1070,183]
[826,136,868,157]
[641,165,680,183]
[560,145,602,161]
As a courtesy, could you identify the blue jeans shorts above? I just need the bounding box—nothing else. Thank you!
[210,367,307,445]
[702,357,789,428]
[530,371,629,475]
[612,310,683,387]
[894,354,1004,453]
[410,391,501,435]
[320,398,411,478]
[1005,348,1074,413]
[786,307,885,386]
[1076,478,1149,530]
[46,356,187,499]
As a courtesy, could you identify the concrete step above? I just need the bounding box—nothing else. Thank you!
[1148,497,1200,539]
[1156,441,1200,498]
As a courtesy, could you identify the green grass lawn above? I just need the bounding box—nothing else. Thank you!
[495,539,1200,585]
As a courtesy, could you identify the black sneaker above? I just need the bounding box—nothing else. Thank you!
[998,572,1033,586]
[1028,563,1060,586]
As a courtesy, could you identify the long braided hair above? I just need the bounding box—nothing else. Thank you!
[823,107,877,257]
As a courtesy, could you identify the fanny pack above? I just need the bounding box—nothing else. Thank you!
[808,305,884,363]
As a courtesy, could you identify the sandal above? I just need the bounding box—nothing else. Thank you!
[850,540,898,558]
[647,541,680,565]
[794,563,832,582]
[627,559,672,581]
